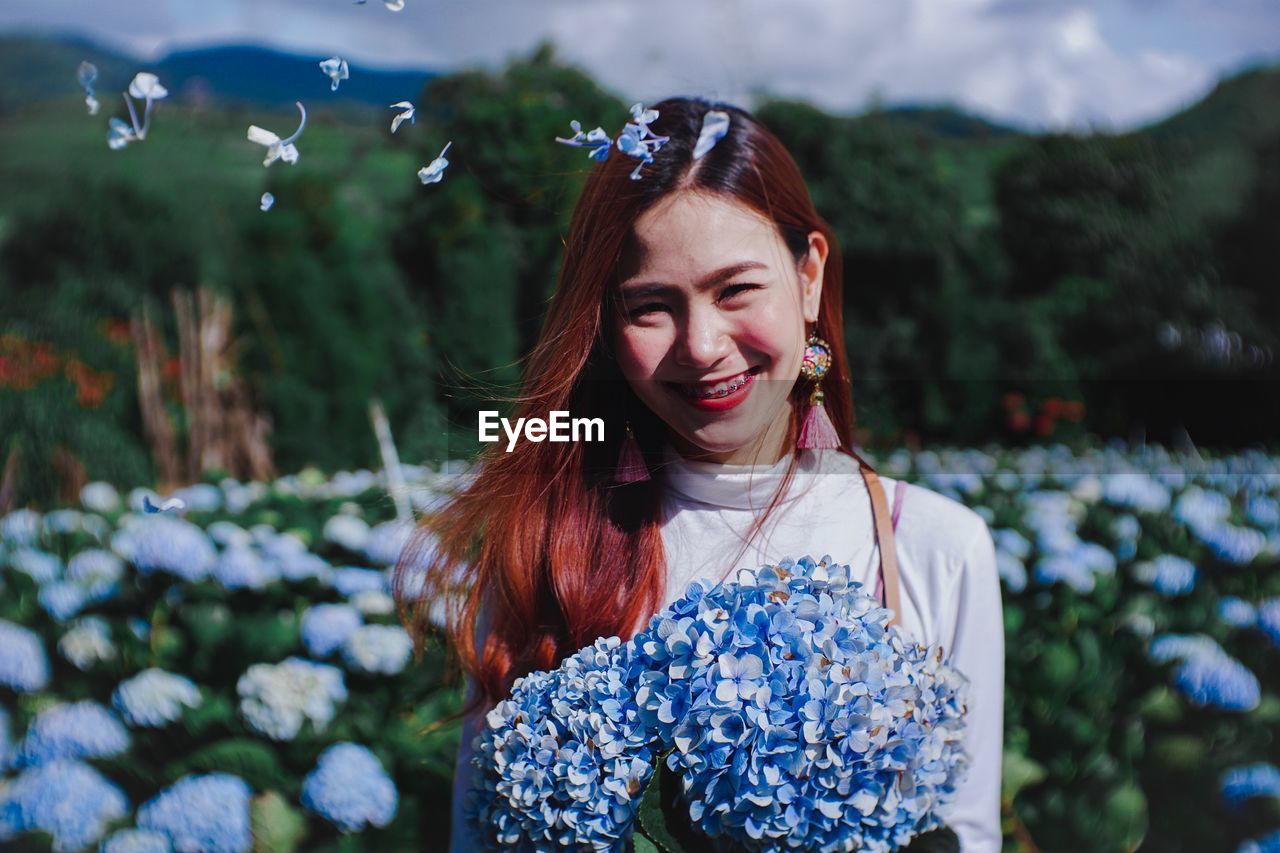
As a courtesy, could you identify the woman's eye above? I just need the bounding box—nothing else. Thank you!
[720,284,760,301]
[628,303,666,319]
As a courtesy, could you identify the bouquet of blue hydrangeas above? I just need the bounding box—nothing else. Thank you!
[465,555,970,852]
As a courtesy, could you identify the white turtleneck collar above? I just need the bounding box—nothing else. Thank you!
[657,442,829,511]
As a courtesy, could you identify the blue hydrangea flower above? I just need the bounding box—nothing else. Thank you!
[342,624,412,674]
[137,773,252,853]
[38,581,89,621]
[301,603,363,657]
[0,759,128,851]
[1101,474,1170,512]
[1259,598,1280,649]
[1148,633,1260,712]
[992,528,1031,560]
[117,516,217,581]
[995,551,1027,592]
[1034,554,1096,593]
[114,668,203,727]
[468,556,968,851]
[101,828,172,853]
[329,567,388,597]
[323,514,370,552]
[43,509,85,535]
[17,700,130,766]
[1132,554,1197,596]
[1218,597,1257,628]
[236,657,347,741]
[66,548,124,596]
[172,482,223,512]
[301,742,398,831]
[0,619,50,692]
[1197,523,1267,565]
[1221,762,1280,807]
[8,546,62,584]
[1245,494,1280,529]
[58,615,116,670]
[1,508,42,545]
[364,519,413,566]
[80,481,121,514]
[213,546,278,590]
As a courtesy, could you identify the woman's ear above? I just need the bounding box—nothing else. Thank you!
[800,231,828,324]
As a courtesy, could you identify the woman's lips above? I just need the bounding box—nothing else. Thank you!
[665,367,760,412]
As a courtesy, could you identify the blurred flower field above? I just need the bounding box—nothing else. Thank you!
[1,444,1279,851]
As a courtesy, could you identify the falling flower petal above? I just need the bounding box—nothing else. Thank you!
[77,61,98,89]
[107,117,136,150]
[320,57,350,92]
[389,101,415,133]
[247,102,307,167]
[260,193,275,212]
[692,110,730,160]
[555,120,611,162]
[417,141,452,184]
[143,496,186,514]
[127,72,168,101]
[77,62,100,115]
[384,0,405,9]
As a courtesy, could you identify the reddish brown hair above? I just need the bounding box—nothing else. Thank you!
[394,96,856,712]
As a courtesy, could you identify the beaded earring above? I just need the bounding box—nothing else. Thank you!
[797,329,841,450]
[614,421,651,483]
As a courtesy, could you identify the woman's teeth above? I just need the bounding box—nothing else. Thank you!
[679,369,755,398]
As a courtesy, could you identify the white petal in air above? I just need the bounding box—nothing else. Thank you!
[128,72,168,101]
[417,141,452,184]
[142,495,186,513]
[107,117,135,150]
[85,94,100,115]
[260,192,275,212]
[247,125,280,146]
[384,0,405,10]
[320,57,350,92]
[77,61,98,88]
[692,110,730,160]
[389,101,415,133]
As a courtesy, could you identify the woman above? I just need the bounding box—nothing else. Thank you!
[395,96,1004,851]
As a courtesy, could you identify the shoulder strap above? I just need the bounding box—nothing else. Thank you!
[860,466,903,630]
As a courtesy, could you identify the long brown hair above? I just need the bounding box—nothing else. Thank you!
[394,96,856,712]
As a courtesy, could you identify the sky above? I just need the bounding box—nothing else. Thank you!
[3,0,1277,132]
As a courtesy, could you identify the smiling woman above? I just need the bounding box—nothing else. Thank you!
[393,96,1005,852]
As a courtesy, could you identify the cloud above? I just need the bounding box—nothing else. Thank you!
[1,0,1270,130]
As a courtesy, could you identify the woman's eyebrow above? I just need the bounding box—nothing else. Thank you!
[619,260,768,298]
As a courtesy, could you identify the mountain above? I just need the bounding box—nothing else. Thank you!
[0,35,437,115]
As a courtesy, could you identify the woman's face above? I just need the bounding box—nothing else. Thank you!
[612,191,828,465]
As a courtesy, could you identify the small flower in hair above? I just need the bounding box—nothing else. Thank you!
[616,102,670,180]
[389,101,415,133]
[417,141,452,184]
[554,119,611,162]
[320,57,349,92]
[692,110,730,160]
[247,101,307,167]
[77,61,99,115]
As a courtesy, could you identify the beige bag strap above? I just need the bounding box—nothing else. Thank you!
[860,466,903,629]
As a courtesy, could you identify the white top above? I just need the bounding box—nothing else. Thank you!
[450,445,1005,852]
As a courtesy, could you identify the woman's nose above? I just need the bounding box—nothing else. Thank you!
[675,304,731,369]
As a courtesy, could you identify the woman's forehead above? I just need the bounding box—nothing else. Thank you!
[621,193,786,283]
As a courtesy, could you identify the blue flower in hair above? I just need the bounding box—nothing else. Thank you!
[555,119,611,161]
[616,102,670,180]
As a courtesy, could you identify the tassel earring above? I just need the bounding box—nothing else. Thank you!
[797,329,841,450]
[614,421,651,483]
